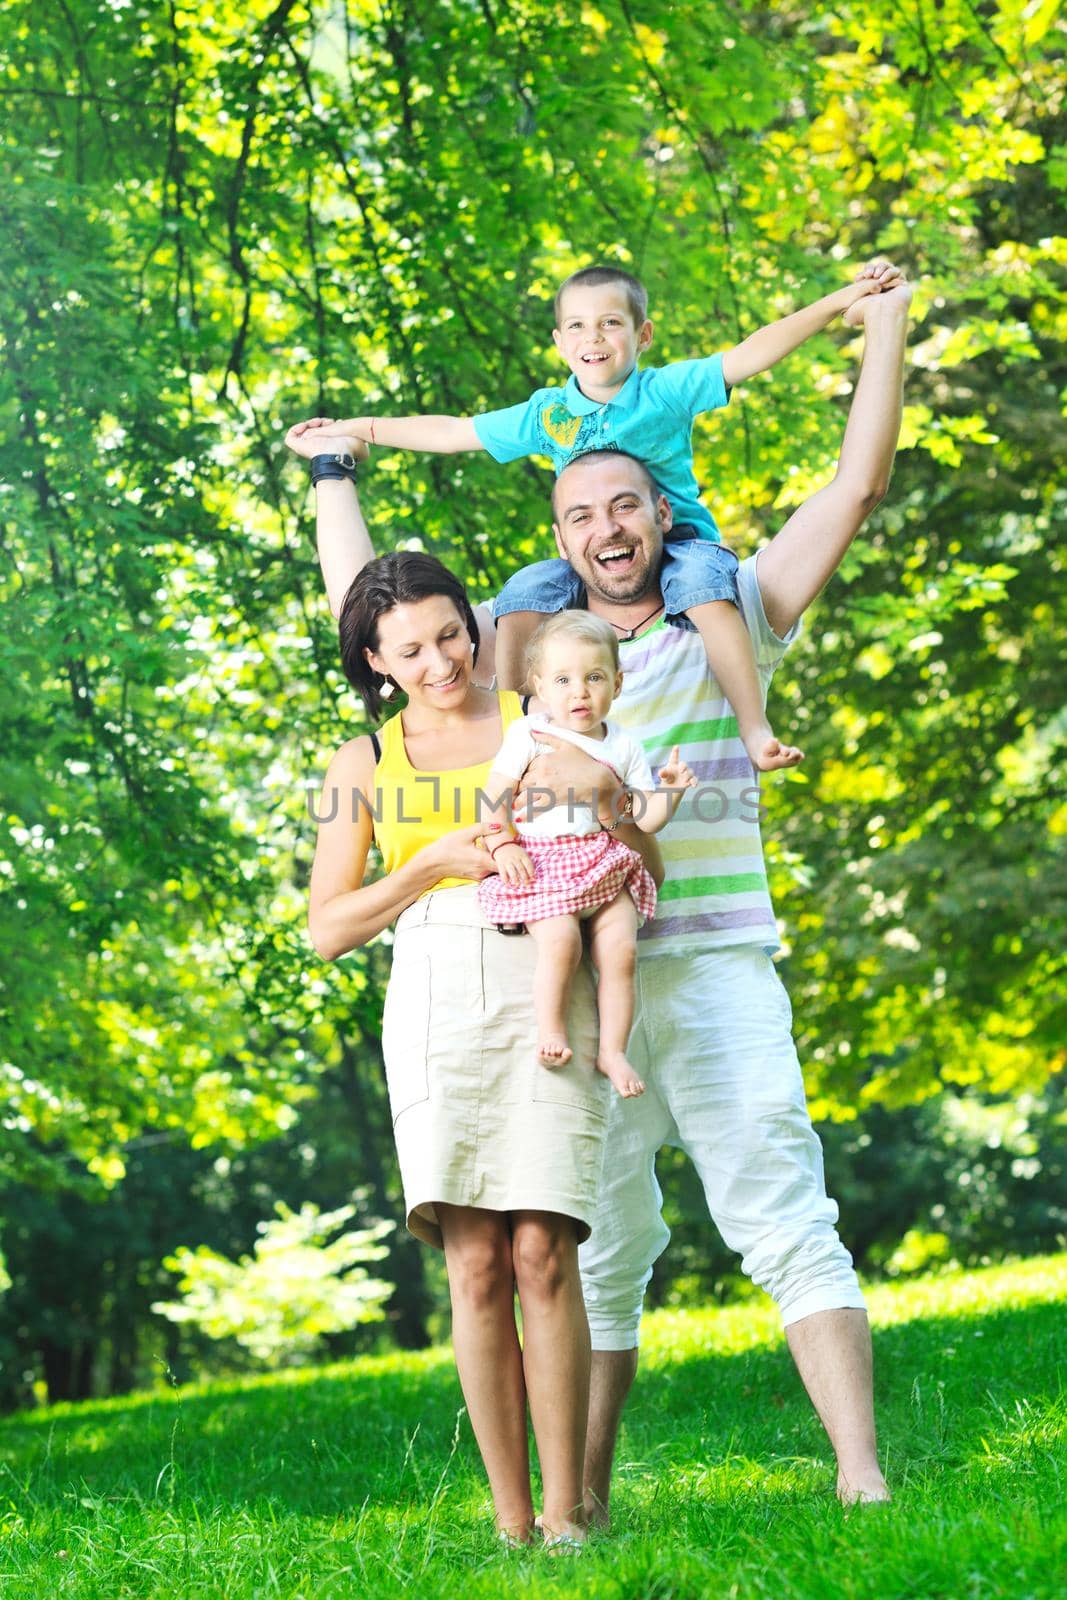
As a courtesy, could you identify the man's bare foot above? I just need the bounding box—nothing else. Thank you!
[538,1034,572,1067]
[837,1469,891,1505]
[597,1052,645,1097]
[746,731,804,772]
[583,1495,611,1532]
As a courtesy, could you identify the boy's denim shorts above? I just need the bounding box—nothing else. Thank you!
[492,525,741,625]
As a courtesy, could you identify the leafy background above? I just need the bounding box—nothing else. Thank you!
[0,0,1063,1405]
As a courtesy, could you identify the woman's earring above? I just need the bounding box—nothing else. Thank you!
[379,673,397,701]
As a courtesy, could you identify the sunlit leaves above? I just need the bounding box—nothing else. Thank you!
[1,0,1063,1189]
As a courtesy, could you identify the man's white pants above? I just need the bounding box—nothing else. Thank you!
[579,946,867,1348]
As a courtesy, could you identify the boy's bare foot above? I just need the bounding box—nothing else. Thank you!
[538,1034,573,1067]
[597,1052,646,1097]
[747,731,804,772]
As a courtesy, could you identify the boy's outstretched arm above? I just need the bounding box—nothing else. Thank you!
[325,413,484,454]
[756,280,912,637]
[721,259,904,387]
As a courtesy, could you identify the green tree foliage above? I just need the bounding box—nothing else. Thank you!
[152,1200,393,1363]
[0,1,1063,1386]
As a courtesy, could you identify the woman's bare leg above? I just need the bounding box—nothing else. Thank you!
[437,1204,534,1542]
[527,915,583,1066]
[587,892,644,1097]
[512,1211,590,1543]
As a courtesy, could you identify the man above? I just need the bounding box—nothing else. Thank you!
[287,272,912,1512]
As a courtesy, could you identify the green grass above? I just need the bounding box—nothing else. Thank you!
[1,1256,1064,1598]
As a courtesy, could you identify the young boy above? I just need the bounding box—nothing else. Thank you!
[328,258,900,770]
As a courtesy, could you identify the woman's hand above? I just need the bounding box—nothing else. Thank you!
[423,820,500,882]
[514,733,623,824]
[284,419,370,462]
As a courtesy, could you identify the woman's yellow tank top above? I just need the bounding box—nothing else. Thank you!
[374,690,524,895]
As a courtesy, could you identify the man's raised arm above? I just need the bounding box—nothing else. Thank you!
[756,281,912,638]
[285,422,373,618]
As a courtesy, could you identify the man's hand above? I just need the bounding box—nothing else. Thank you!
[513,732,624,824]
[755,266,912,637]
[842,276,914,327]
[854,257,907,291]
[285,420,369,462]
[657,746,698,790]
[830,260,908,322]
[488,840,535,885]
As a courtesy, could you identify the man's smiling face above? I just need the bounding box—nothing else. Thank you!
[552,453,670,608]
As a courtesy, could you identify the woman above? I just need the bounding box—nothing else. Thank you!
[298,432,649,1546]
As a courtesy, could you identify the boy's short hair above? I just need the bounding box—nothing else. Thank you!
[554,266,648,330]
[526,609,621,680]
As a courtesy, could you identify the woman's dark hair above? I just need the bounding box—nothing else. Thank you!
[337,551,481,721]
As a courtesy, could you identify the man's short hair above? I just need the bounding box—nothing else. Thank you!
[554,266,648,329]
[551,449,659,521]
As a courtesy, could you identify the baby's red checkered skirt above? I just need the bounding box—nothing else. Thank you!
[477,831,657,926]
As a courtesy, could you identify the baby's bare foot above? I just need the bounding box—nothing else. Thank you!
[538,1034,572,1068]
[598,1052,645,1097]
[747,732,804,772]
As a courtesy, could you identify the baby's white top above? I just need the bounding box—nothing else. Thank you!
[491,716,655,840]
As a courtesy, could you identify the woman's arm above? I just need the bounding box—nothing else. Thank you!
[308,737,494,959]
[284,424,374,618]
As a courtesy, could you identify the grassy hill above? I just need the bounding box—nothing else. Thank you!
[0,1257,1064,1598]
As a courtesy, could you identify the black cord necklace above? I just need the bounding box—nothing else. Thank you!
[608,602,665,642]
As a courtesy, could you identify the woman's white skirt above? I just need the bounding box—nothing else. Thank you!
[382,884,609,1249]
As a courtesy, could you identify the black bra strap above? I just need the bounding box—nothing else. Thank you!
[521,694,531,713]
[370,731,381,761]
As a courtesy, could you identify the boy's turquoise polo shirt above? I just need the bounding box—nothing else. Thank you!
[472,353,730,541]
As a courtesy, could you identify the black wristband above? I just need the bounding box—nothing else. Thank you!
[310,452,359,486]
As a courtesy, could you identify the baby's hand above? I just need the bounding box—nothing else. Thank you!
[491,841,535,886]
[657,746,698,789]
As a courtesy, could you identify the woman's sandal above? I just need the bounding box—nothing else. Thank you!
[498,1528,534,1550]
[543,1533,585,1553]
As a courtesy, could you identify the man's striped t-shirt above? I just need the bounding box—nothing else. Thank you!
[610,554,799,958]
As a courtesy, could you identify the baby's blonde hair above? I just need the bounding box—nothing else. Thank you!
[526,610,620,680]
